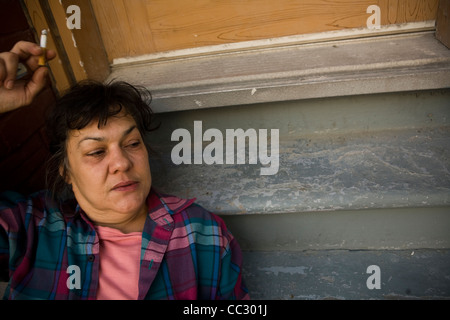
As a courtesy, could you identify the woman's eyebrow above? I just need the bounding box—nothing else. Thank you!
[77,125,137,148]
[123,125,137,137]
[77,136,104,148]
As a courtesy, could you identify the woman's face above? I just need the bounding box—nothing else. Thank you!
[64,111,152,231]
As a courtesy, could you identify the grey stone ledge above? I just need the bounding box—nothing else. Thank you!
[109,31,450,113]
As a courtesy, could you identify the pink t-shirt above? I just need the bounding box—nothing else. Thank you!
[95,225,142,300]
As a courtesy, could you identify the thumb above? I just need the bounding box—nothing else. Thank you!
[24,67,48,103]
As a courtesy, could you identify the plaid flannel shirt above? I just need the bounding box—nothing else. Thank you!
[0,188,249,300]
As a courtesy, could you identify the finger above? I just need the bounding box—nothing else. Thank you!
[23,66,48,104]
[10,41,47,71]
[0,52,19,89]
[27,49,57,70]
[10,41,42,61]
[0,58,6,86]
[46,49,57,61]
[19,47,56,71]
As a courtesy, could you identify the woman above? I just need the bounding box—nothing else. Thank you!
[0,41,249,300]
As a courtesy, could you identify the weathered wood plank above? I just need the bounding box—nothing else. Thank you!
[24,0,71,91]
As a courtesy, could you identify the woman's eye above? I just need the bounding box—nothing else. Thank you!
[87,150,105,157]
[127,141,141,148]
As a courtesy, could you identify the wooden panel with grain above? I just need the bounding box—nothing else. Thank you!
[48,0,87,82]
[91,0,439,62]
[61,0,111,82]
[24,0,71,91]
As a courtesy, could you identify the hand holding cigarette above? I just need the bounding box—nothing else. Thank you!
[0,37,56,114]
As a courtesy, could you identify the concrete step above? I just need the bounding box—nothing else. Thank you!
[148,89,450,215]
[241,249,450,300]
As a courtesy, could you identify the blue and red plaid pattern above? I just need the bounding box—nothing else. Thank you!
[0,188,249,300]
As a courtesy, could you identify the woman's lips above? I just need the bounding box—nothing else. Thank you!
[111,181,139,192]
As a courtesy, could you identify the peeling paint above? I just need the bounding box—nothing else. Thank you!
[71,33,77,48]
[149,91,450,215]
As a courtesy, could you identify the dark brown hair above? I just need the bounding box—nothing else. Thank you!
[45,80,158,200]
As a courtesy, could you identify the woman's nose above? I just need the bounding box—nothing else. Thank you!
[109,147,132,173]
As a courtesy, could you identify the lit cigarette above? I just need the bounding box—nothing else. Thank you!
[38,29,47,66]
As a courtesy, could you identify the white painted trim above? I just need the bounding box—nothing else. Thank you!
[112,21,436,67]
